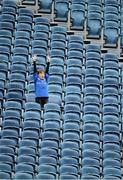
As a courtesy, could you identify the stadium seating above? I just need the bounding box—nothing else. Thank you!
[0,0,122,179]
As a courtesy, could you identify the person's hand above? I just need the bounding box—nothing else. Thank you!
[47,55,50,62]
[32,54,38,62]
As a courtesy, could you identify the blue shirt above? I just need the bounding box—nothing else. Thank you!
[33,73,49,97]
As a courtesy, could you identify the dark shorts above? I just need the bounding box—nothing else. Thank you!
[36,97,48,108]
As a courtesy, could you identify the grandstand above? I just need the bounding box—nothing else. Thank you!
[0,0,123,179]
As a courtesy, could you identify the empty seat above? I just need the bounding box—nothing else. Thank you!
[13,172,33,180]
[55,0,69,21]
[71,4,85,30]
[38,0,53,12]
[87,12,102,37]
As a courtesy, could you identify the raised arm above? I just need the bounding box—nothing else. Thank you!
[32,55,37,74]
[45,55,50,74]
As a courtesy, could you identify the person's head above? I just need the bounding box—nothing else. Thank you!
[37,69,45,79]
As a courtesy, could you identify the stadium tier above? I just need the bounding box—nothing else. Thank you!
[0,0,123,179]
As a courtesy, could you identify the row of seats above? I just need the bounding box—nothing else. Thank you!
[0,0,123,179]
[102,53,121,179]
[21,0,122,47]
[81,44,101,180]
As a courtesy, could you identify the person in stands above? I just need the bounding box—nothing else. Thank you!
[32,54,50,108]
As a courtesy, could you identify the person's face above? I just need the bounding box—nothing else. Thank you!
[39,71,45,79]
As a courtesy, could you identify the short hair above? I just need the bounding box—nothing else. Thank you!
[37,69,45,74]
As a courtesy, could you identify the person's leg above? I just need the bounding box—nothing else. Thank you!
[40,97,48,108]
[36,97,42,107]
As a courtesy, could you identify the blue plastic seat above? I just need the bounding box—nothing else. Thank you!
[0,163,11,174]
[103,159,121,168]
[41,131,59,141]
[64,113,80,123]
[83,123,99,133]
[18,147,36,157]
[88,5,101,13]
[43,121,60,132]
[38,164,56,175]
[67,59,82,68]
[84,96,100,107]
[15,164,34,175]
[44,103,60,113]
[23,121,40,133]
[68,51,83,60]
[40,140,58,150]
[14,39,29,49]
[0,14,15,25]
[17,155,36,167]
[1,6,16,16]
[39,156,57,166]
[71,4,85,30]
[80,166,100,177]
[64,104,80,114]
[19,139,37,150]
[9,73,25,88]
[55,0,69,21]
[0,172,11,179]
[18,8,33,17]
[82,149,100,160]
[3,0,17,8]
[11,64,27,75]
[60,165,78,175]
[32,39,48,50]
[49,76,63,86]
[103,167,121,178]
[34,17,49,25]
[4,101,22,111]
[13,172,33,180]
[15,31,30,40]
[36,173,55,179]
[51,26,66,35]
[67,67,82,77]
[22,130,39,144]
[72,0,85,5]
[16,23,32,34]
[23,111,41,121]
[68,35,83,44]
[103,106,119,116]
[5,92,23,105]
[104,21,118,46]
[33,24,49,34]
[63,132,80,143]
[51,34,66,43]
[83,133,100,143]
[51,41,66,52]
[39,147,57,158]
[1,129,19,144]
[82,157,100,167]
[61,141,79,150]
[60,174,78,180]
[24,102,41,112]
[38,0,53,12]
[17,16,33,25]
[2,120,20,132]
[0,139,16,149]
[82,142,100,152]
[103,143,120,153]
[104,6,118,15]
[66,76,82,87]
[60,157,79,168]
[103,134,120,144]
[50,49,65,59]
[87,12,102,37]
[65,95,81,105]
[63,123,80,134]
[87,0,101,5]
